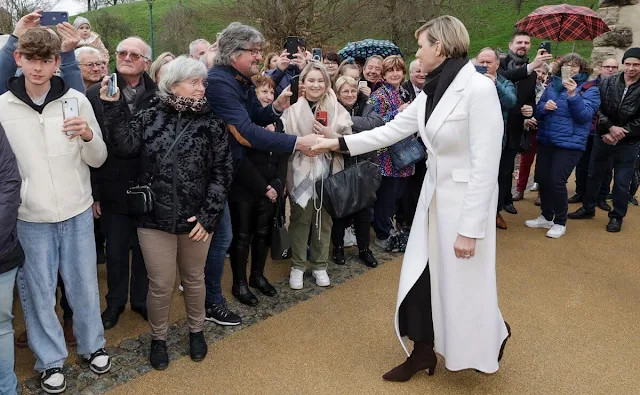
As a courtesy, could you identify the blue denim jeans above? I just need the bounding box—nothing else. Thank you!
[0,267,18,395]
[204,202,232,306]
[17,208,106,372]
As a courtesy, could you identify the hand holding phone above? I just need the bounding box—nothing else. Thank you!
[285,36,301,60]
[107,73,118,98]
[315,110,328,126]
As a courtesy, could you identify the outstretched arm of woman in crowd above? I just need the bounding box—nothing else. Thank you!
[312,99,420,155]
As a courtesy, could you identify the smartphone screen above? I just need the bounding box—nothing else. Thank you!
[358,80,368,89]
[315,111,328,127]
[41,12,69,26]
[289,75,299,106]
[62,98,79,136]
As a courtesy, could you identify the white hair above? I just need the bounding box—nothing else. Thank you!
[116,37,152,59]
[74,46,101,60]
[189,39,210,56]
[157,56,207,98]
[409,59,421,72]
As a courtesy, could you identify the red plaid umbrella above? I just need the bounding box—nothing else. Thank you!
[515,4,610,42]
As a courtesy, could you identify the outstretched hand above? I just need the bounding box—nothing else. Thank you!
[311,136,339,152]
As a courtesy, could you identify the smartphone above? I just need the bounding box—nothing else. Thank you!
[107,73,118,98]
[312,48,322,62]
[40,11,69,26]
[474,65,488,74]
[284,36,300,60]
[358,80,368,89]
[540,41,552,55]
[289,75,299,106]
[315,110,328,127]
[561,66,572,82]
[62,98,79,136]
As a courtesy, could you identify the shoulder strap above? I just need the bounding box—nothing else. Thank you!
[149,118,196,181]
[580,81,596,94]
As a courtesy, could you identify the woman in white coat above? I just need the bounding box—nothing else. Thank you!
[311,15,511,379]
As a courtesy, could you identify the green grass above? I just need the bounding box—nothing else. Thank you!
[79,0,600,60]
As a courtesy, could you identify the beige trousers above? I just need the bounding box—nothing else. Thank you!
[137,228,211,340]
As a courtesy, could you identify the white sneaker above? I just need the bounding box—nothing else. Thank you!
[41,368,65,394]
[343,226,357,247]
[530,182,539,192]
[546,224,566,239]
[525,215,554,229]
[87,348,111,374]
[312,270,331,287]
[289,268,304,290]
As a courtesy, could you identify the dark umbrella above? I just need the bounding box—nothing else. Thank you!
[338,39,403,61]
[515,4,610,52]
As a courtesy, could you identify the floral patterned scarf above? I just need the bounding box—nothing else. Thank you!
[161,94,207,113]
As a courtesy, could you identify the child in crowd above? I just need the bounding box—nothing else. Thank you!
[73,17,109,62]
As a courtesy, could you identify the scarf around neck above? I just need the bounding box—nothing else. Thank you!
[423,57,469,121]
[283,90,353,209]
[551,73,589,93]
[160,94,207,113]
[507,50,529,71]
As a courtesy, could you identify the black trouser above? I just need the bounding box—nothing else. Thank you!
[101,211,147,310]
[331,207,372,250]
[374,176,408,240]
[575,134,613,200]
[229,197,275,286]
[629,146,640,198]
[95,218,105,256]
[498,147,518,212]
[536,143,582,226]
[583,139,640,221]
[398,264,434,343]
[396,160,427,227]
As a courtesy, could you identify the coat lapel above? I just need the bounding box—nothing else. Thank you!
[416,93,435,155]
[425,62,475,143]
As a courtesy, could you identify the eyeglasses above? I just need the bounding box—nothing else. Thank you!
[239,48,263,57]
[80,61,107,68]
[183,79,208,89]
[602,65,619,70]
[115,50,149,62]
[323,61,338,66]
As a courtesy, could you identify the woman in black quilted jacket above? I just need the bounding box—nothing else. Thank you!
[101,56,233,371]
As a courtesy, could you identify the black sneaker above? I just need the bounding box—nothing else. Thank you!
[87,348,111,374]
[384,234,400,253]
[189,331,208,362]
[205,300,242,326]
[41,367,66,394]
[150,340,169,370]
[332,246,346,265]
[630,196,639,206]
[358,248,378,268]
[397,231,409,253]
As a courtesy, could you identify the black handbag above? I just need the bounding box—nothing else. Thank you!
[519,129,532,153]
[126,119,194,215]
[315,155,382,219]
[388,135,426,171]
[270,195,291,260]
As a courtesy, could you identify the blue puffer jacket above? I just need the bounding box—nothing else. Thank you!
[536,76,601,151]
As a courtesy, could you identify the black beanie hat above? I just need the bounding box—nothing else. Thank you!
[622,47,640,63]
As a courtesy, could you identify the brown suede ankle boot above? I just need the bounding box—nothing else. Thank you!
[382,341,437,382]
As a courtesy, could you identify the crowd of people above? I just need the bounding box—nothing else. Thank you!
[0,9,638,395]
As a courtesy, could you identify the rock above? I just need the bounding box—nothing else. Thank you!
[600,0,639,7]
[593,25,634,47]
[118,338,142,351]
[591,46,618,68]
[597,6,620,26]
